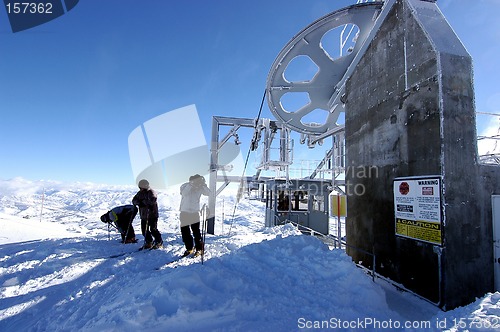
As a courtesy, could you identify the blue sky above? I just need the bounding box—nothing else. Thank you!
[0,0,499,185]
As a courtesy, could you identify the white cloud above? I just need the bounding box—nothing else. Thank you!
[477,116,500,157]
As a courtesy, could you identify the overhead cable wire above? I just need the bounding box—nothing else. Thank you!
[227,90,267,236]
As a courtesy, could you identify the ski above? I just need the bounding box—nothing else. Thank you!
[108,250,138,258]
[109,252,128,258]
[109,244,161,258]
[138,242,163,251]
[109,246,200,267]
[155,252,199,270]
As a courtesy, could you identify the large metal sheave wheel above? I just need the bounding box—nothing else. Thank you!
[266,3,383,135]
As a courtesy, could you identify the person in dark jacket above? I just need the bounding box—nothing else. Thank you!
[179,174,210,256]
[101,205,138,243]
[132,179,163,249]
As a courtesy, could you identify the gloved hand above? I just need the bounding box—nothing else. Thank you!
[192,176,206,188]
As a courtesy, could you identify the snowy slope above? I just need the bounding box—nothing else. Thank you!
[0,178,499,331]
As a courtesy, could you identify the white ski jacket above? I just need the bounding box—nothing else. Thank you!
[179,182,210,213]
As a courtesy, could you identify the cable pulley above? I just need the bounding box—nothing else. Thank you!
[266,3,383,134]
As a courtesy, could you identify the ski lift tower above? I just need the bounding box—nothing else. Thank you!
[207,2,384,238]
[207,116,293,234]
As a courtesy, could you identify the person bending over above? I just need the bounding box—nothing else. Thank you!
[101,204,138,243]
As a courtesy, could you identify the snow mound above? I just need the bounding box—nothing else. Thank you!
[0,178,498,331]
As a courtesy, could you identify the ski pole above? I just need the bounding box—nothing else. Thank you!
[124,211,135,243]
[39,187,45,223]
[142,213,150,248]
[202,206,205,264]
[201,204,208,265]
[107,222,119,238]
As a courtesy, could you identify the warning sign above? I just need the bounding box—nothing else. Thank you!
[394,176,442,245]
[395,219,442,245]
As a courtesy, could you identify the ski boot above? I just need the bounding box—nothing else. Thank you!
[140,242,153,250]
[152,241,163,249]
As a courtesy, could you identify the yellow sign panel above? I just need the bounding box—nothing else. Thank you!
[396,218,442,245]
[330,195,347,217]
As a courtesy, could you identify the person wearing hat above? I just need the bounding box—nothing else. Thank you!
[179,174,210,256]
[132,179,163,249]
[100,205,138,243]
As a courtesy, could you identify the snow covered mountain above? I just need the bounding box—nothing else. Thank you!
[0,178,499,331]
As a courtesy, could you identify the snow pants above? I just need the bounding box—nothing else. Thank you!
[115,207,137,243]
[181,222,203,251]
[180,211,203,251]
[141,217,162,244]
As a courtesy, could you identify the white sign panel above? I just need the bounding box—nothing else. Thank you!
[393,176,442,246]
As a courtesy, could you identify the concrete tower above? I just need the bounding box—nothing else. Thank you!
[345,0,499,309]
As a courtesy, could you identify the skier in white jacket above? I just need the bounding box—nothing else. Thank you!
[179,174,210,256]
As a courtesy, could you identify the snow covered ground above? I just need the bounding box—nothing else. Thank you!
[0,178,499,331]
